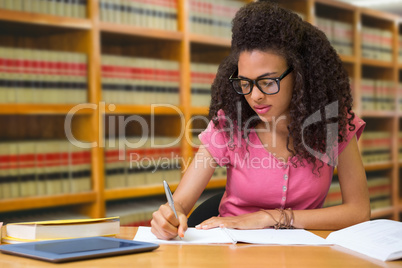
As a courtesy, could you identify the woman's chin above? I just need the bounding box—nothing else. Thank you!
[256,114,273,123]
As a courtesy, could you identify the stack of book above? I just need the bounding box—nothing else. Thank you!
[0,0,87,18]
[316,17,353,56]
[0,47,88,104]
[101,54,180,105]
[191,63,217,107]
[361,26,393,61]
[0,140,91,200]
[2,217,119,244]
[188,0,243,39]
[360,131,392,165]
[99,0,177,31]
[360,78,394,112]
[104,136,181,189]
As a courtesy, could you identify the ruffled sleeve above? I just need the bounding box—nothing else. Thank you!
[338,114,366,155]
[198,110,231,166]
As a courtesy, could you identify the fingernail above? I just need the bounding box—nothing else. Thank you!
[195,225,201,229]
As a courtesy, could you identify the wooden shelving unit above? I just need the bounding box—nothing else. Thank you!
[0,0,401,221]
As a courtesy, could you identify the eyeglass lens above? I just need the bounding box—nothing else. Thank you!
[232,79,278,95]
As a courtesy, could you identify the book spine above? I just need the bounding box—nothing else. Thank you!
[101,54,179,105]
[361,131,392,165]
[0,0,87,17]
[17,141,37,197]
[0,46,88,104]
[69,144,92,193]
[0,142,10,199]
[9,143,20,198]
[191,62,217,107]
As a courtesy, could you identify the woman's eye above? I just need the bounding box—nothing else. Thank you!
[240,81,249,89]
[261,80,274,88]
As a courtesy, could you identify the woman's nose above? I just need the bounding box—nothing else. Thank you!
[249,84,264,100]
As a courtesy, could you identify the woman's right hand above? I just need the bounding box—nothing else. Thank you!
[150,203,188,240]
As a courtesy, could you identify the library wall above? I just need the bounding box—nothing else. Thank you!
[0,0,402,225]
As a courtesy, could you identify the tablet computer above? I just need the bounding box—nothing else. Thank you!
[0,236,159,263]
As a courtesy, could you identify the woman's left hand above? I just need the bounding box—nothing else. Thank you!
[196,211,274,230]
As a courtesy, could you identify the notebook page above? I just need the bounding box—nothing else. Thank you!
[228,229,332,245]
[134,227,233,244]
[326,220,402,261]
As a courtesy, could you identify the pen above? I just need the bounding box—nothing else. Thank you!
[163,180,182,239]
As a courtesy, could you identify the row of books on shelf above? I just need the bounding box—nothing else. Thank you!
[0,140,91,200]
[361,26,393,62]
[190,62,217,107]
[316,17,353,56]
[189,0,243,39]
[104,135,228,189]
[101,54,180,105]
[0,0,87,18]
[323,173,391,211]
[360,78,395,112]
[99,0,177,31]
[360,131,392,165]
[105,136,182,189]
[0,47,87,104]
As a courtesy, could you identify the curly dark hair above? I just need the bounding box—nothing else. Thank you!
[208,1,355,172]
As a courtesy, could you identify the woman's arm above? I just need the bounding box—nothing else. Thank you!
[150,145,218,239]
[197,135,371,230]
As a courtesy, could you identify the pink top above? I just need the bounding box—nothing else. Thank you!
[198,110,366,217]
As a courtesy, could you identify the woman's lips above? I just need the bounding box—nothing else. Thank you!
[254,105,271,114]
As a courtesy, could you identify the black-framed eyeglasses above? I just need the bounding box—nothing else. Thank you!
[229,66,293,95]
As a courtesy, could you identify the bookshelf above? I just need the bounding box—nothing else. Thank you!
[0,0,401,224]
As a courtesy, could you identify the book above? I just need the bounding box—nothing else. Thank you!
[134,220,402,261]
[0,47,87,104]
[0,0,87,18]
[134,226,332,245]
[5,217,120,241]
[326,219,402,261]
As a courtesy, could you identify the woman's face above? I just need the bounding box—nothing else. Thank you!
[238,50,295,123]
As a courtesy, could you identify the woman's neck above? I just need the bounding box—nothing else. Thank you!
[256,116,290,137]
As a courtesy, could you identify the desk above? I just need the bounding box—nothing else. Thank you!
[0,227,401,267]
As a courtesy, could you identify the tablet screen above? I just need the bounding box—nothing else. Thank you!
[0,237,159,263]
[29,239,135,255]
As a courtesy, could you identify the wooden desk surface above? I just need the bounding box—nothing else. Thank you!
[1,227,401,268]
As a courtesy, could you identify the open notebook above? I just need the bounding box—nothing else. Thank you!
[134,227,331,245]
[135,220,402,262]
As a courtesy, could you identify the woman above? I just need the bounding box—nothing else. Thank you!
[151,1,370,240]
